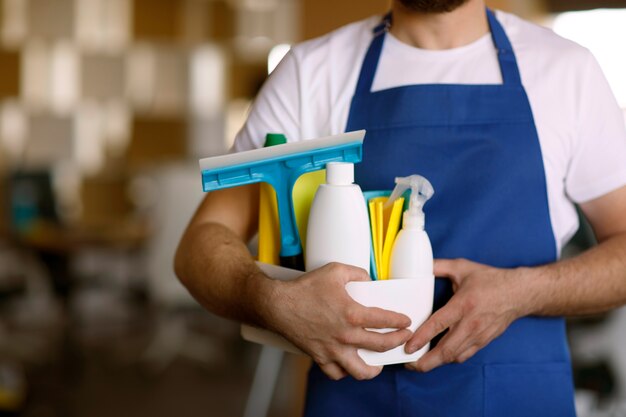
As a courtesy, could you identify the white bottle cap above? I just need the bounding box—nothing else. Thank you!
[326,162,354,185]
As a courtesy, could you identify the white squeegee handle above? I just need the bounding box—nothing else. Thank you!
[199,130,366,171]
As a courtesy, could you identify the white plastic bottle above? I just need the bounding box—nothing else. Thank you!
[388,176,435,356]
[305,162,370,273]
[388,175,435,278]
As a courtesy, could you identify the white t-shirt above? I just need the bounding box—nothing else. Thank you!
[232,10,626,256]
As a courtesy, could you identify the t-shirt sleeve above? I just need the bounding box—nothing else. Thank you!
[565,51,626,203]
[230,50,301,153]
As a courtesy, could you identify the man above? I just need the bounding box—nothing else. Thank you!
[175,0,626,415]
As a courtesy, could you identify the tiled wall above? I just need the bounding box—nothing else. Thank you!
[0,0,298,228]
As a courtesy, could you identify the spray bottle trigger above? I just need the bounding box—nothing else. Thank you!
[384,175,434,210]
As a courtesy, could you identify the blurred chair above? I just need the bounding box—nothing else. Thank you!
[570,308,626,399]
[0,236,62,414]
[2,170,64,349]
[143,162,291,417]
[7,170,74,299]
[243,346,284,417]
[141,162,237,371]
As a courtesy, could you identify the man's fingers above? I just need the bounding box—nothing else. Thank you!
[410,324,470,372]
[407,320,504,372]
[319,362,348,381]
[434,258,480,278]
[346,328,412,352]
[326,262,370,283]
[433,259,459,278]
[456,344,481,364]
[433,259,467,288]
[405,341,481,373]
[405,303,462,353]
[349,306,412,329]
[336,350,383,381]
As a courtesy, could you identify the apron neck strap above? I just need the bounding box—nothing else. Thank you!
[486,8,522,85]
[355,8,521,94]
[354,16,388,94]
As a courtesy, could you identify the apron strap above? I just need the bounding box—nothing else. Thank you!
[354,8,521,94]
[486,8,522,86]
[354,13,390,94]
[373,12,392,36]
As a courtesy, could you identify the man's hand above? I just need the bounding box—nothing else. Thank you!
[404,259,528,372]
[269,262,413,381]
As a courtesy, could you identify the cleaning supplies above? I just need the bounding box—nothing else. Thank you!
[387,175,435,358]
[388,175,435,279]
[199,130,366,270]
[257,134,287,265]
[255,132,327,266]
[305,162,370,273]
[367,195,405,280]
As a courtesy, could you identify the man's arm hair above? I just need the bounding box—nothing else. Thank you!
[522,185,626,316]
[174,184,278,328]
[174,182,414,381]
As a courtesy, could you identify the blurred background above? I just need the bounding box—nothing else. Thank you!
[0,0,624,416]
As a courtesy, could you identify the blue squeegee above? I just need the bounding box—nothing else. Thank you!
[199,130,366,270]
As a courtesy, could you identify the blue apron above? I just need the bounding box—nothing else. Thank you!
[304,10,577,417]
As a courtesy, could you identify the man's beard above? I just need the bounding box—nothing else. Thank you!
[397,0,469,13]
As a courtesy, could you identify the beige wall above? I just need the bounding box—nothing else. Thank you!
[301,0,547,40]
[302,0,390,39]
[487,0,547,17]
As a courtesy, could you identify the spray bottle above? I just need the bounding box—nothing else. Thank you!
[388,175,435,279]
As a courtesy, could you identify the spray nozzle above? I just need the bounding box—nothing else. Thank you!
[384,175,434,229]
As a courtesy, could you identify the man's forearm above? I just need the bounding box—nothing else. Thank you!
[174,221,278,327]
[176,221,418,381]
[404,233,626,370]
[521,233,626,317]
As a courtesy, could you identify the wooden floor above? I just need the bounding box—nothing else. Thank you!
[16,304,308,417]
